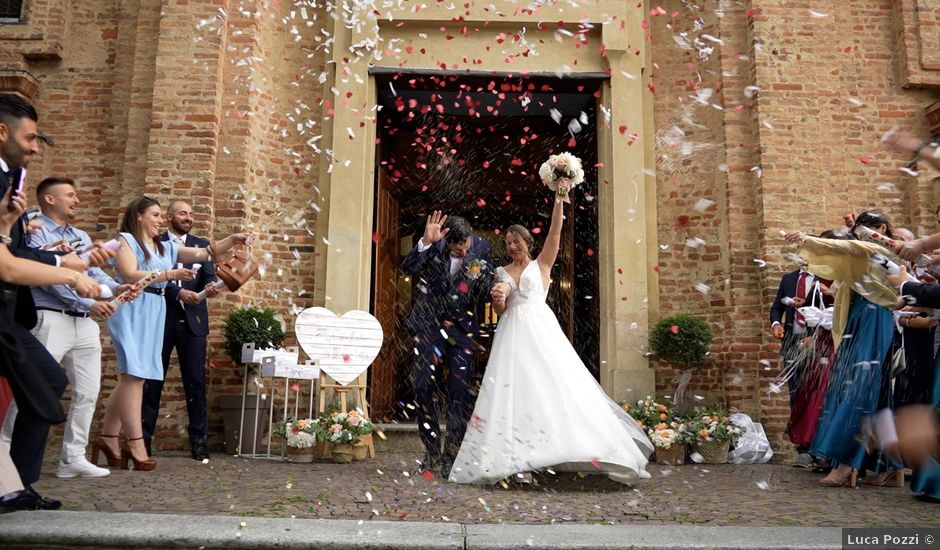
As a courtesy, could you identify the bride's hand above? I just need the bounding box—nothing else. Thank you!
[491,282,510,302]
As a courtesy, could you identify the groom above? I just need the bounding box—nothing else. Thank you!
[401,211,492,477]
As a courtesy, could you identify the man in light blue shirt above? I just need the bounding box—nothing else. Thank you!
[26,177,119,478]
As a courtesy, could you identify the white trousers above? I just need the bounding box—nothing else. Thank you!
[0,310,102,462]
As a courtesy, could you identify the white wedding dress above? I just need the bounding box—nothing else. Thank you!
[448,261,653,485]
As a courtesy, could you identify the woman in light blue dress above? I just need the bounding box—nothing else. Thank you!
[92,196,251,470]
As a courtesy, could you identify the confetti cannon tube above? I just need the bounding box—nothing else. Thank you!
[852,225,932,267]
[110,270,163,307]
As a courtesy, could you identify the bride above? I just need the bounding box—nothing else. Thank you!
[448,179,653,485]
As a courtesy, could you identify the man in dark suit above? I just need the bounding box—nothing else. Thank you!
[0,93,112,508]
[770,266,831,467]
[400,211,492,477]
[142,200,220,460]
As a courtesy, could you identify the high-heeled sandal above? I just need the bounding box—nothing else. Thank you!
[819,467,857,488]
[120,437,156,471]
[863,469,904,487]
[91,434,122,467]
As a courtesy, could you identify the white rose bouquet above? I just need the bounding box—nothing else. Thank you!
[538,152,584,202]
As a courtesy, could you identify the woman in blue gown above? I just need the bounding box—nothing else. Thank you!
[787,211,900,487]
[92,196,251,470]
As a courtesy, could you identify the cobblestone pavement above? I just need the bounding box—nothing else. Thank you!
[31,451,940,526]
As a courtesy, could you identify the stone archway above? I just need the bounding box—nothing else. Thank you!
[319,1,657,404]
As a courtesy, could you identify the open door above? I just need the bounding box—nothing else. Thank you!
[370,167,400,419]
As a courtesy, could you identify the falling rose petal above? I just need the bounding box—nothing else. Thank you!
[860,155,872,165]
[209,361,216,369]
[421,470,435,480]
[290,383,300,392]
[457,281,470,294]
[372,231,381,243]
[670,325,680,334]
[531,227,541,234]
[343,354,351,362]
[591,458,602,469]
[676,215,690,228]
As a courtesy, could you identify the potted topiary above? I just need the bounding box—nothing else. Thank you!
[219,306,286,455]
[222,306,286,364]
[648,314,713,409]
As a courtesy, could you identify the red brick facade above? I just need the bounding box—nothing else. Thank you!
[1,0,938,457]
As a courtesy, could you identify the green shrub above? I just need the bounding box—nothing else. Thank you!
[222,306,286,363]
[648,314,713,369]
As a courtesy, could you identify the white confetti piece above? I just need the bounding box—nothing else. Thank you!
[694,283,711,294]
[809,10,829,18]
[692,198,715,212]
[756,480,770,490]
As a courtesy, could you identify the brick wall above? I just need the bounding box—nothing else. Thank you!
[649,0,940,457]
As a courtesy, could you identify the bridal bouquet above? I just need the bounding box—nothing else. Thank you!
[538,152,584,202]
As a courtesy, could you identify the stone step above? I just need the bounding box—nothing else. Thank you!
[0,511,845,549]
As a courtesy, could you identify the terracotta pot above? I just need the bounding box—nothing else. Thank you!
[285,445,315,463]
[654,443,686,466]
[331,443,355,464]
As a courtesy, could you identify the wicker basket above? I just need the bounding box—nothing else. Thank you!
[331,443,355,464]
[285,445,315,463]
[654,443,686,466]
[694,439,730,464]
[352,440,369,461]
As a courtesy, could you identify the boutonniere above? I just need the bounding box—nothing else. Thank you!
[465,258,488,280]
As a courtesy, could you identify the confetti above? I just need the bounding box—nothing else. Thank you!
[692,198,715,212]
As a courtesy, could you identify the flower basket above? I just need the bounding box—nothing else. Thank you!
[285,445,315,463]
[353,438,369,461]
[694,439,730,464]
[331,443,355,463]
[655,443,686,466]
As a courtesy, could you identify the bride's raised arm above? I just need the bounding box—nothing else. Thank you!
[536,188,567,272]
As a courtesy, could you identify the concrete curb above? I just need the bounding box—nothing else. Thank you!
[0,511,845,549]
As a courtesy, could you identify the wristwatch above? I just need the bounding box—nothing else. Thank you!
[0,234,12,245]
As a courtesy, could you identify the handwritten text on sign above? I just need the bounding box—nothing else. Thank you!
[294,307,383,386]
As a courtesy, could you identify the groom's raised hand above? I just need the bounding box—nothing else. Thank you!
[422,210,450,246]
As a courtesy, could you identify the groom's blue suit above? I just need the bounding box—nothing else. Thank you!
[400,234,492,469]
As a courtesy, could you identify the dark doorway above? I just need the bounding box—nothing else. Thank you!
[369,72,602,421]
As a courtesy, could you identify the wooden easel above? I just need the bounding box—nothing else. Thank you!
[318,372,376,458]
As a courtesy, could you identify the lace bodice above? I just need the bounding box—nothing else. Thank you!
[496,261,547,308]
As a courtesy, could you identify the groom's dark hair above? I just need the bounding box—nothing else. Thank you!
[444,215,472,244]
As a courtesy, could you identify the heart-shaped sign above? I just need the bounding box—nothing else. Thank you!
[294,307,384,386]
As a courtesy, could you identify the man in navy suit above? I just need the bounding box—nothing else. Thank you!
[400,211,492,477]
[770,266,830,467]
[141,200,220,460]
